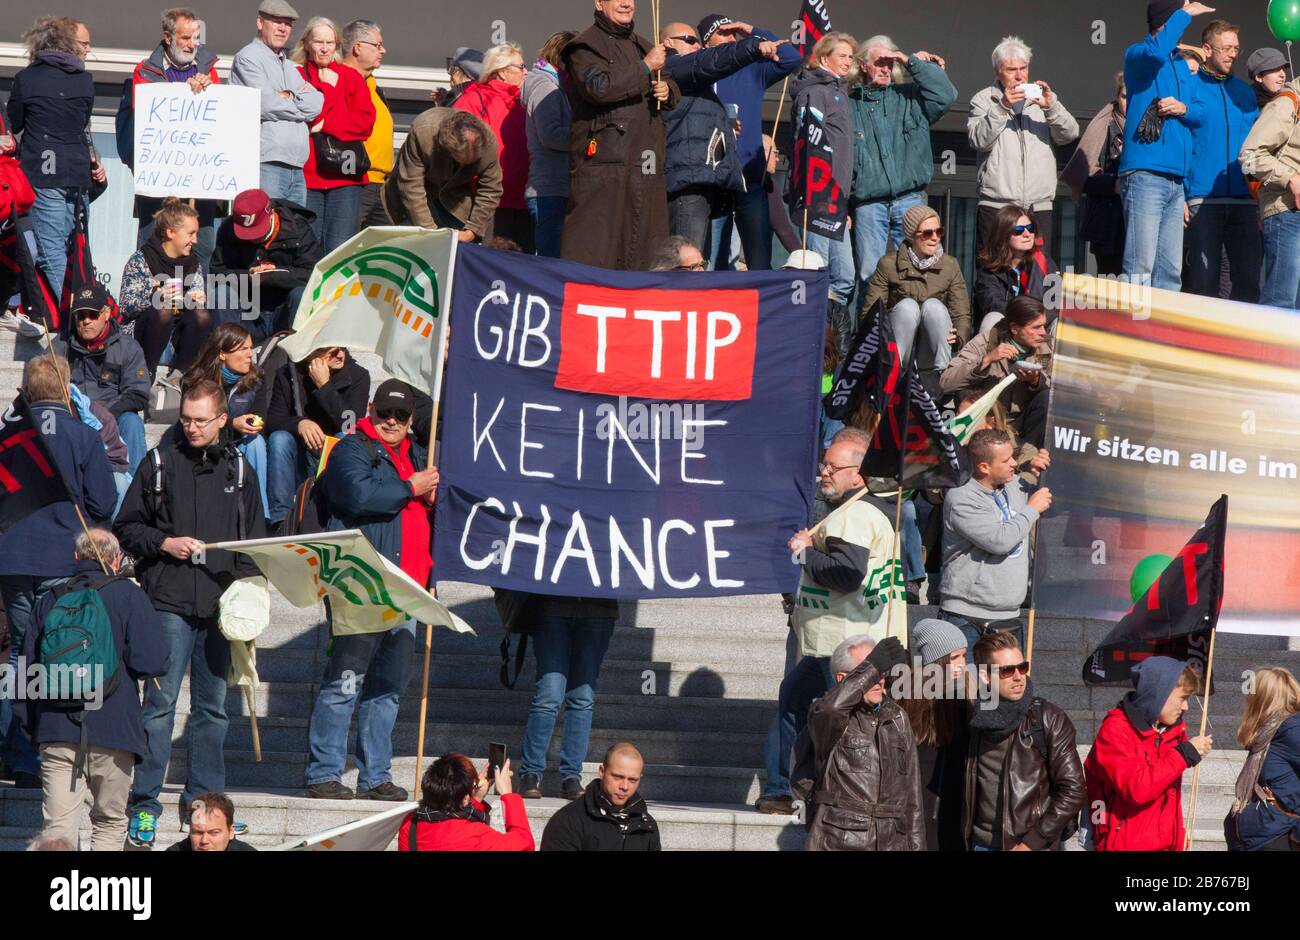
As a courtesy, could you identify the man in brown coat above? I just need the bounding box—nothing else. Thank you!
[804,635,925,851]
[561,0,680,270]
[382,108,503,242]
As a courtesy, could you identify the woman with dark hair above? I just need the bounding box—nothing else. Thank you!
[398,753,534,851]
[941,294,1052,449]
[183,323,271,516]
[523,31,574,258]
[973,204,1059,336]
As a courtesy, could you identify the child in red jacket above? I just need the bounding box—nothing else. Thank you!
[1084,657,1214,851]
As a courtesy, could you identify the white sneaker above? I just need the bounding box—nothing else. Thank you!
[0,310,20,331]
[12,312,47,338]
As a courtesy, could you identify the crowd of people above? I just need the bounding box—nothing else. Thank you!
[0,0,1298,853]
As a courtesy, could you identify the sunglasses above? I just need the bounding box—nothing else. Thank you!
[915,226,944,240]
[1012,223,1037,235]
[74,308,103,319]
[670,35,700,45]
[995,661,1031,677]
[376,407,412,424]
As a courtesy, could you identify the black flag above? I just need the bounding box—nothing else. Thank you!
[789,100,848,241]
[794,0,833,59]
[862,366,969,490]
[1082,495,1228,686]
[822,300,903,420]
[0,395,71,531]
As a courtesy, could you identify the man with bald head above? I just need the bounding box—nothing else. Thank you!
[540,742,662,850]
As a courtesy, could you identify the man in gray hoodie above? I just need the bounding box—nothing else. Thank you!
[939,428,1051,651]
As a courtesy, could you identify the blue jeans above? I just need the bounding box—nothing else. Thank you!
[762,652,834,797]
[712,186,773,270]
[519,615,616,780]
[130,613,229,819]
[709,211,744,270]
[0,575,64,777]
[1120,171,1184,291]
[112,471,132,519]
[973,843,999,852]
[1183,201,1262,303]
[30,186,83,300]
[938,610,1024,657]
[528,195,567,258]
[236,434,271,520]
[260,161,308,206]
[306,619,416,789]
[306,185,363,254]
[901,495,924,583]
[117,410,147,473]
[669,186,723,260]
[852,191,925,294]
[892,297,954,371]
[802,224,855,305]
[1260,210,1300,310]
[267,429,312,524]
[761,626,800,796]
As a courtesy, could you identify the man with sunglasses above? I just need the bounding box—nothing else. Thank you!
[305,379,439,801]
[964,630,1085,851]
[115,379,267,847]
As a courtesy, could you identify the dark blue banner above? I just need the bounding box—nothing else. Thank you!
[433,244,827,599]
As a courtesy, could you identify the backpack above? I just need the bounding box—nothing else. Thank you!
[37,574,124,790]
[279,434,378,537]
[147,444,247,527]
[493,588,539,689]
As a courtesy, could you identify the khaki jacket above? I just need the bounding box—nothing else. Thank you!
[940,325,1052,419]
[968,85,1079,210]
[859,246,973,347]
[1240,80,1300,221]
[383,107,503,238]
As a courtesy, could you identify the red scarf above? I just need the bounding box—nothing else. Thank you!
[84,322,111,351]
[356,417,432,588]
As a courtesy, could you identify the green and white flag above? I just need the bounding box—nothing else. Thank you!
[208,530,474,636]
[946,373,1018,444]
[280,226,458,390]
[272,800,418,851]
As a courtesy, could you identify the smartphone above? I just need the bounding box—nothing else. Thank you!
[487,742,507,780]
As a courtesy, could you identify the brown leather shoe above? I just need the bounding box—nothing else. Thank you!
[560,777,586,800]
[518,773,542,799]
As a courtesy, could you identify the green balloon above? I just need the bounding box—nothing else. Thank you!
[1268,0,1300,43]
[1130,554,1174,604]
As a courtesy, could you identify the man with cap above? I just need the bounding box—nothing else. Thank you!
[1241,60,1300,309]
[56,283,151,472]
[210,187,323,340]
[434,47,483,108]
[304,379,440,801]
[1183,19,1261,303]
[230,1,325,205]
[1118,1,1216,291]
[707,15,802,271]
[1246,47,1290,107]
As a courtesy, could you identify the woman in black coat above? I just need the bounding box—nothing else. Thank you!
[973,203,1059,335]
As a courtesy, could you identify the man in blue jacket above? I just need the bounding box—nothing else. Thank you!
[1184,19,1261,301]
[662,23,786,263]
[23,529,169,851]
[1119,1,1215,291]
[709,15,802,270]
[0,355,117,790]
[305,379,439,802]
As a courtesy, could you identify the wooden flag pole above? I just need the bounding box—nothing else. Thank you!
[767,75,790,171]
[885,486,904,639]
[244,640,262,762]
[1184,626,1219,850]
[1025,525,1041,666]
[414,335,445,793]
[653,0,662,110]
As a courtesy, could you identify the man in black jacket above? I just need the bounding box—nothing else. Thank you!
[540,742,661,850]
[165,791,258,851]
[210,187,323,341]
[57,284,151,470]
[23,528,170,851]
[264,345,369,526]
[113,379,267,848]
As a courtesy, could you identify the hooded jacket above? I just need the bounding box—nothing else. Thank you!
[968,84,1079,211]
[1239,78,1300,222]
[1186,69,1259,199]
[540,785,662,850]
[22,560,170,761]
[939,475,1041,621]
[789,67,853,209]
[55,323,151,418]
[211,200,323,293]
[522,64,571,199]
[453,79,529,210]
[113,435,266,618]
[264,352,370,438]
[398,795,535,851]
[662,35,766,195]
[7,51,95,189]
[849,56,957,204]
[1084,656,1200,851]
[1119,10,1205,179]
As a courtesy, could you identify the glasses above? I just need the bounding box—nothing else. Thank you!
[376,407,412,424]
[179,414,221,429]
[1012,223,1037,235]
[675,260,707,271]
[1211,45,1240,54]
[915,226,944,240]
[670,35,700,46]
[74,309,104,320]
[995,661,1031,677]
[500,63,527,73]
[357,40,386,51]
[819,461,858,474]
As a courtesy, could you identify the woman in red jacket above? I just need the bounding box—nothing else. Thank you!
[453,42,532,251]
[1084,657,1214,851]
[293,17,375,252]
[398,753,535,851]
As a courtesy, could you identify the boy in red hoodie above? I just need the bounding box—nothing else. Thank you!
[1084,656,1214,850]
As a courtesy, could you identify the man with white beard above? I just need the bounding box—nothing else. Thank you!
[121,7,226,266]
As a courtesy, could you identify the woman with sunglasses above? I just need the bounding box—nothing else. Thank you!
[856,204,970,375]
[973,204,1059,336]
[454,42,533,251]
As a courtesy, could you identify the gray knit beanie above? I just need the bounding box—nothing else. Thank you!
[911,618,968,666]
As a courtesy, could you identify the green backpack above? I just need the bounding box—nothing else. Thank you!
[37,575,123,789]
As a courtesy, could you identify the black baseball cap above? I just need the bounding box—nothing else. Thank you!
[373,379,416,417]
[70,283,109,315]
[697,14,733,45]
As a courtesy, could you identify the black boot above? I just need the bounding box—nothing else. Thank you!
[826,300,853,359]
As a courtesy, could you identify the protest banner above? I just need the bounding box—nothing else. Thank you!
[1034,273,1300,637]
[274,801,417,851]
[132,83,259,200]
[434,246,827,599]
[789,101,848,240]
